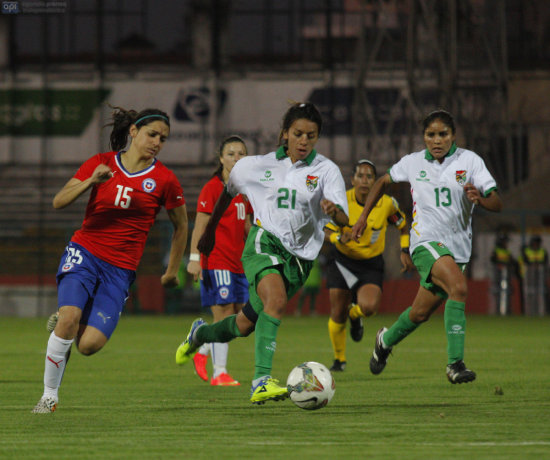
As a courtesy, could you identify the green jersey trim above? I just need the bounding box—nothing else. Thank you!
[424,142,457,160]
[483,186,498,197]
[275,145,317,165]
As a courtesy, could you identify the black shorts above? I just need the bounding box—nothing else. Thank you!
[325,247,384,294]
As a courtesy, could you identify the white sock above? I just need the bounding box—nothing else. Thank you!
[211,342,228,378]
[43,332,74,401]
[198,343,210,356]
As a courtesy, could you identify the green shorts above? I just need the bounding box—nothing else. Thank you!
[412,242,466,299]
[242,226,313,315]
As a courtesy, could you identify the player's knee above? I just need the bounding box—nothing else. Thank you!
[75,337,103,356]
[410,311,430,323]
[263,296,288,318]
[449,279,468,301]
[330,304,348,323]
[358,301,378,317]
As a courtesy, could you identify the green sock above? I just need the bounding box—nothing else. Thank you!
[195,315,242,344]
[253,311,281,380]
[383,307,419,347]
[444,300,466,364]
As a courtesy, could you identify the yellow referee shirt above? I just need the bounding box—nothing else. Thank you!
[326,188,407,260]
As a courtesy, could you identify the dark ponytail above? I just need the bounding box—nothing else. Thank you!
[106,106,170,151]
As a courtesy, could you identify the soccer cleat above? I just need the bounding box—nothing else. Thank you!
[370,327,392,375]
[446,360,477,384]
[210,372,240,386]
[192,352,209,382]
[46,312,59,333]
[250,377,289,405]
[31,397,57,413]
[175,318,206,365]
[349,304,364,342]
[329,359,346,372]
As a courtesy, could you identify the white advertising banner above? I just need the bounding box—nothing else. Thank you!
[0,76,431,167]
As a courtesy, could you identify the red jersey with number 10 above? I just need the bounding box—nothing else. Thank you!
[71,151,185,271]
[197,175,252,273]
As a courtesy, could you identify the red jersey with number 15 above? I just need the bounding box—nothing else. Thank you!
[197,175,252,273]
[71,151,185,271]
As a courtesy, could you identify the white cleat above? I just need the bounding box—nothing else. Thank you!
[32,396,57,413]
[46,312,59,333]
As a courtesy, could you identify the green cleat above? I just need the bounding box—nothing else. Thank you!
[249,377,289,405]
[175,318,206,365]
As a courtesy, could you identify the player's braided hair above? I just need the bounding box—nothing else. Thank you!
[106,106,170,151]
[277,102,323,146]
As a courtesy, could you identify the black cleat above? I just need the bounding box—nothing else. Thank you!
[329,359,346,372]
[349,304,364,342]
[369,327,392,375]
[446,360,476,384]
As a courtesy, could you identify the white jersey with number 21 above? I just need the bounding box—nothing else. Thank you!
[227,148,348,261]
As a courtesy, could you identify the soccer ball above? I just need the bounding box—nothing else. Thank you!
[286,361,335,410]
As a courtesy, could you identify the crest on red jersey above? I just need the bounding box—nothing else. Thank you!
[142,178,156,193]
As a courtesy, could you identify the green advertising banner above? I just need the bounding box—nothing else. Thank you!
[0,89,110,136]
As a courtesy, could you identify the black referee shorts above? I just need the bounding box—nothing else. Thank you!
[325,247,384,292]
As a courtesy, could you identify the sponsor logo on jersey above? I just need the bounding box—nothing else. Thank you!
[416,170,430,182]
[219,287,229,299]
[260,170,274,182]
[455,170,467,185]
[306,175,319,192]
[61,262,73,272]
[142,178,156,193]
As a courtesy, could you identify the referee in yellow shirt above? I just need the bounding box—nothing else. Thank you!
[325,159,413,371]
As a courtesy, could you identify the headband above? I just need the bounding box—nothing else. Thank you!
[134,114,169,125]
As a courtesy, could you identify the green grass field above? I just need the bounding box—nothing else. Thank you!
[1,314,549,459]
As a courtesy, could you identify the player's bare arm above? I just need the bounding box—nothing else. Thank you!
[162,204,189,288]
[53,164,113,209]
[464,183,502,212]
[321,199,349,227]
[187,211,210,281]
[351,173,391,240]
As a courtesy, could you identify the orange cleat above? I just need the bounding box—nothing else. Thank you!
[192,352,209,382]
[210,372,240,386]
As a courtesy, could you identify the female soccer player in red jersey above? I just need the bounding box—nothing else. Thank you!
[32,107,188,413]
[185,135,252,386]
